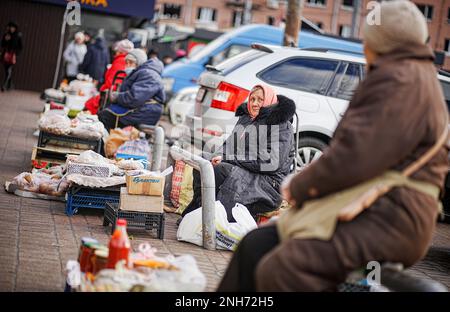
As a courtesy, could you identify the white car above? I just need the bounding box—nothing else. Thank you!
[184,44,450,170]
[167,86,199,125]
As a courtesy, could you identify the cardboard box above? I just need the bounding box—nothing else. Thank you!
[119,187,163,213]
[126,173,165,196]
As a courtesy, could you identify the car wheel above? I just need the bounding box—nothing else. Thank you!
[296,136,327,170]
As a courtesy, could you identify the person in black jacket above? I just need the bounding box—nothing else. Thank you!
[180,84,296,223]
[79,36,109,84]
[1,22,23,91]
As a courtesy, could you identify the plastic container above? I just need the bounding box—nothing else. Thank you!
[106,219,131,269]
[65,185,120,216]
[78,237,99,273]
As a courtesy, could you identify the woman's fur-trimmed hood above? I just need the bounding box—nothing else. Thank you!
[235,94,296,125]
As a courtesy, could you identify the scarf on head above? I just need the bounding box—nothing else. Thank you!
[247,84,278,119]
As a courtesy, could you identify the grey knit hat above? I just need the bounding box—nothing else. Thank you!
[363,0,428,54]
[125,48,148,67]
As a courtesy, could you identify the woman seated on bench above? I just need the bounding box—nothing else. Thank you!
[180,84,296,223]
[98,48,166,131]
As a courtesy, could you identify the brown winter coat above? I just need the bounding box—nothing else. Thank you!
[255,43,449,291]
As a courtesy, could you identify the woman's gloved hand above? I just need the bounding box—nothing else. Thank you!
[109,91,119,103]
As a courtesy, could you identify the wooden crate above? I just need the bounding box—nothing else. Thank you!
[31,145,83,167]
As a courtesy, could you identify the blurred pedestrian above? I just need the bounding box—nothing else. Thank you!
[162,55,173,66]
[98,48,166,131]
[79,35,110,84]
[63,32,87,82]
[174,49,186,61]
[84,39,134,114]
[218,0,449,292]
[83,31,92,46]
[148,48,159,60]
[1,21,23,91]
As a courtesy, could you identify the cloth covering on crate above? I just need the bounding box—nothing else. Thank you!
[67,151,119,176]
[66,174,125,188]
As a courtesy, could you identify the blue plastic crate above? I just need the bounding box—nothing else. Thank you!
[65,185,121,216]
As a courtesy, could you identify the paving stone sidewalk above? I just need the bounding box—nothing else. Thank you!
[0,90,449,292]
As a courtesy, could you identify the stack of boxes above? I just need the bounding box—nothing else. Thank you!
[120,172,165,214]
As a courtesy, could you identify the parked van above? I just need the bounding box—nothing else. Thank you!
[161,24,363,99]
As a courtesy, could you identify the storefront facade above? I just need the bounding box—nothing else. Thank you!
[0,0,155,92]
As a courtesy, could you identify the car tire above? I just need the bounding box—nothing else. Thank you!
[296,136,328,169]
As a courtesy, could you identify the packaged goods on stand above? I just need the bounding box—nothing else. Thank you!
[9,165,70,197]
[65,151,147,188]
[106,219,131,269]
[66,239,207,292]
[38,110,71,136]
[69,113,105,140]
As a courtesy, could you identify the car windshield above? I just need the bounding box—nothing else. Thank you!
[188,35,229,62]
[214,49,267,75]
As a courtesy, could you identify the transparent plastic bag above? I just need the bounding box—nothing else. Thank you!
[70,113,105,140]
[38,110,71,135]
[116,134,150,161]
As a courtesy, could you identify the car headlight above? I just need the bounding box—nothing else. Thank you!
[162,77,174,92]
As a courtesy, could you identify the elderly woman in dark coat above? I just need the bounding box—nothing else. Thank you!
[98,49,166,131]
[181,84,296,223]
[218,0,449,292]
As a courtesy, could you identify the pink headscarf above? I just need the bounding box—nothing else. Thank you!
[247,84,278,119]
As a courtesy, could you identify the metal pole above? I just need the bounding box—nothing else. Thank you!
[185,0,193,26]
[243,0,252,25]
[331,0,340,34]
[138,124,165,171]
[283,0,302,47]
[169,145,216,250]
[53,7,69,89]
[351,0,362,38]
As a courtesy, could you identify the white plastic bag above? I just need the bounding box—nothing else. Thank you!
[38,110,71,135]
[177,201,257,251]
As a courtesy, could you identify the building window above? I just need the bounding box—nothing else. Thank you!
[197,7,217,23]
[232,10,243,27]
[268,16,275,25]
[445,39,450,55]
[448,8,450,23]
[417,4,433,21]
[161,4,182,19]
[339,25,352,38]
[342,0,353,9]
[306,0,327,7]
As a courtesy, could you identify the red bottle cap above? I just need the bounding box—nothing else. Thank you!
[117,219,127,227]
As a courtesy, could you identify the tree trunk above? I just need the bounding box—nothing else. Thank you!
[283,0,303,47]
